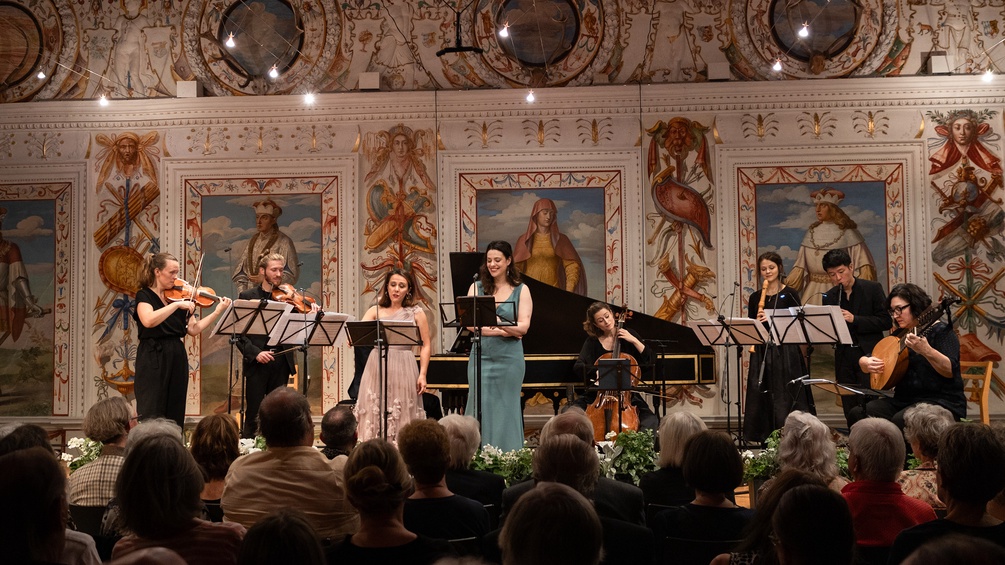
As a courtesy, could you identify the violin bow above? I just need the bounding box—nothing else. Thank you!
[189,254,206,308]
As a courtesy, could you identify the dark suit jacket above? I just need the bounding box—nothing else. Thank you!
[823,278,891,384]
[500,476,646,526]
[445,468,505,508]
[235,286,296,377]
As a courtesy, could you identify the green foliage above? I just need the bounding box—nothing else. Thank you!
[471,444,533,487]
[65,437,103,473]
[742,429,781,483]
[609,429,658,485]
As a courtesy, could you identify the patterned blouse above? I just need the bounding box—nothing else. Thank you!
[898,466,945,510]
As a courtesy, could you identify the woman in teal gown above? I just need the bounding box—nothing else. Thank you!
[466,240,534,452]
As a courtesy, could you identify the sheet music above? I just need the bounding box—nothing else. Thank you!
[267,311,353,347]
[766,305,852,345]
[687,317,769,346]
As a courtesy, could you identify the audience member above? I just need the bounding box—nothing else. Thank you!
[652,431,753,543]
[112,434,245,564]
[190,413,241,522]
[440,414,505,512]
[772,485,855,565]
[899,403,954,511]
[990,423,1005,522]
[499,482,603,565]
[842,418,935,562]
[639,411,707,508]
[761,411,847,497]
[237,508,324,565]
[124,417,182,449]
[320,404,358,484]
[902,533,1005,565]
[69,397,135,507]
[109,547,186,565]
[500,409,644,525]
[0,447,71,563]
[398,419,491,542]
[222,388,358,539]
[0,422,51,456]
[324,439,455,564]
[711,470,827,565]
[889,423,1005,563]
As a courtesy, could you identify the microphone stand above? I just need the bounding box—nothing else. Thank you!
[713,283,742,444]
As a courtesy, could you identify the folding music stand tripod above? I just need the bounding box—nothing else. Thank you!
[212,298,292,432]
[767,305,852,412]
[688,317,769,446]
[440,296,515,424]
[269,310,352,395]
[346,319,421,440]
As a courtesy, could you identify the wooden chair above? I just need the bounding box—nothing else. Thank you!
[960,360,994,424]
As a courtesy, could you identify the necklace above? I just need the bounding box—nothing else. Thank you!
[809,224,847,249]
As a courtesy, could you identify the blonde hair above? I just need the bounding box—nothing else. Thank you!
[138,252,177,289]
[657,411,707,468]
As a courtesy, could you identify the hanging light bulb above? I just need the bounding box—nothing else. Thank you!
[983,68,994,82]
[798,23,809,38]
[225,32,236,48]
[268,65,279,79]
[304,92,316,104]
[36,70,46,80]
[98,93,109,106]
[526,89,535,103]
[772,59,783,72]
[499,23,509,38]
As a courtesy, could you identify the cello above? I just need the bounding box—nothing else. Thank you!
[585,306,641,441]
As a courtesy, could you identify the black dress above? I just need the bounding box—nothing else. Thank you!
[572,330,658,431]
[132,287,189,427]
[743,285,814,443]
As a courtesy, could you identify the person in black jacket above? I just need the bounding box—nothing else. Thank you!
[236,253,298,438]
[821,249,892,427]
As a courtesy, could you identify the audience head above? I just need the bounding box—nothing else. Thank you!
[937,423,1005,507]
[83,396,134,445]
[903,533,1005,565]
[237,508,324,565]
[117,434,205,538]
[439,414,481,470]
[499,482,603,565]
[539,408,594,445]
[778,411,838,482]
[190,413,241,482]
[0,447,66,562]
[0,421,21,440]
[258,387,313,448]
[320,405,357,451]
[681,430,744,496]
[902,403,954,461]
[772,484,854,565]
[0,423,52,457]
[344,439,413,517]
[398,419,450,486]
[848,418,905,482]
[733,470,827,558]
[657,411,707,468]
[125,418,183,452]
[109,547,187,565]
[533,433,600,498]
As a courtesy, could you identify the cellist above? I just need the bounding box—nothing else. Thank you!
[572,302,658,434]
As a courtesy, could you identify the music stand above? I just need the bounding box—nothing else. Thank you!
[346,320,422,440]
[212,299,293,431]
[802,378,893,400]
[440,296,516,423]
[767,305,852,414]
[689,317,769,445]
[268,310,352,395]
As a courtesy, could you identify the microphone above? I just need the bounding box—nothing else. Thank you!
[787,374,810,385]
[296,261,304,267]
[472,273,479,282]
[222,246,232,253]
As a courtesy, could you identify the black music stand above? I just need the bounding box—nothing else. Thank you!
[590,358,635,433]
[767,305,851,413]
[689,317,769,446]
[346,319,422,440]
[212,298,293,431]
[268,310,352,395]
[441,296,515,424]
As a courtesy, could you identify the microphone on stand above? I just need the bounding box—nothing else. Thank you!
[787,374,810,385]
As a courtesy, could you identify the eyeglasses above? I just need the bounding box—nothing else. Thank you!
[888,305,910,316]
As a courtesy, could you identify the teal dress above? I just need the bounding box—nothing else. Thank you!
[466,282,525,451]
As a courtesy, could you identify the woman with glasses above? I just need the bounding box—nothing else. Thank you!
[854,283,964,428]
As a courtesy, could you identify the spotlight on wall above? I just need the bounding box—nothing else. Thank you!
[772,59,783,72]
[798,23,809,38]
[98,94,109,107]
[526,89,535,103]
[983,68,995,82]
[268,65,279,79]
[499,23,509,38]
[304,92,316,104]
[225,32,236,48]
[36,70,46,80]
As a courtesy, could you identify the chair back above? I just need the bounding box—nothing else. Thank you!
[960,360,994,424]
[662,536,741,565]
[448,536,482,557]
[68,504,119,561]
[855,544,891,565]
[646,503,676,526]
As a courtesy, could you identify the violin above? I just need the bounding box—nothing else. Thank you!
[164,278,223,308]
[271,283,317,313]
[585,305,641,442]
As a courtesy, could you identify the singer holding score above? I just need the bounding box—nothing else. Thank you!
[853,283,965,428]
[820,249,891,427]
[356,268,430,443]
[133,252,231,428]
[743,252,815,443]
[466,240,533,452]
